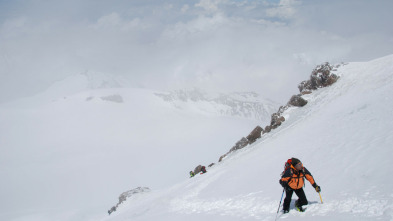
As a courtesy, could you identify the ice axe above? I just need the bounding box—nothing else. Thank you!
[318,192,323,204]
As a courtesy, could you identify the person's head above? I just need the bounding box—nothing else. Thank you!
[295,162,303,171]
[291,158,303,170]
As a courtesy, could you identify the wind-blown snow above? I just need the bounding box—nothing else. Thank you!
[1,55,393,221]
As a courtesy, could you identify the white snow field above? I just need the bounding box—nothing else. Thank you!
[1,54,393,221]
[99,55,393,221]
[0,73,274,220]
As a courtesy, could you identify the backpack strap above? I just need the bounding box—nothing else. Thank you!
[286,168,293,184]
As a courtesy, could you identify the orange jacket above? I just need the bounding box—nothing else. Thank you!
[280,165,315,190]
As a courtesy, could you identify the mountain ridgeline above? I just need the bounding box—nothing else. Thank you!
[155,89,278,121]
[194,62,341,171]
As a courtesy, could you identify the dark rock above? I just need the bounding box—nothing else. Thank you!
[264,125,272,133]
[301,90,312,95]
[219,154,227,162]
[108,187,150,215]
[194,165,202,174]
[229,137,249,152]
[326,74,339,86]
[298,62,340,93]
[246,126,263,144]
[288,95,308,107]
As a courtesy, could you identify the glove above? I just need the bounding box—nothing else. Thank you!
[279,180,287,188]
[313,183,321,192]
[279,180,292,191]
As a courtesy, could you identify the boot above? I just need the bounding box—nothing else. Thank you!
[295,200,305,212]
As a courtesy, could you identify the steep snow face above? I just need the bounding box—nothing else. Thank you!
[100,55,393,221]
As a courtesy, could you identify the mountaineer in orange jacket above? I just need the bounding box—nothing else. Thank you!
[279,158,321,213]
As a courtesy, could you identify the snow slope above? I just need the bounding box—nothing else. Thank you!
[98,55,393,221]
[0,75,275,220]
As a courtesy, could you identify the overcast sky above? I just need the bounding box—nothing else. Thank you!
[1,0,393,103]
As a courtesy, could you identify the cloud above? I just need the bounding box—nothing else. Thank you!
[266,0,300,19]
[95,13,123,27]
[91,12,142,31]
[181,4,190,13]
[195,0,224,13]
[0,0,393,103]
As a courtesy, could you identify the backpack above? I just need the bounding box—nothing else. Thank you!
[282,158,307,188]
[282,158,292,175]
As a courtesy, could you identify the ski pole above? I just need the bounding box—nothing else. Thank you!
[275,188,285,221]
[318,192,323,204]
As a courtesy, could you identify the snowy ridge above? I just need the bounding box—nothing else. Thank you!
[155,89,278,122]
[101,55,393,221]
[44,71,131,98]
[2,71,132,107]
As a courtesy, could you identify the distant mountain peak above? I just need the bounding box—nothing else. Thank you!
[39,71,132,100]
[155,88,279,122]
[79,70,126,89]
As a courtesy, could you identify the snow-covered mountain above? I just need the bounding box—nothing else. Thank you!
[155,89,278,123]
[4,71,277,125]
[3,71,132,107]
[1,54,393,221]
[97,55,393,221]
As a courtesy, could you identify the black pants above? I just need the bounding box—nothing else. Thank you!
[283,188,308,210]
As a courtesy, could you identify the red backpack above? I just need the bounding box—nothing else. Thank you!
[281,159,292,175]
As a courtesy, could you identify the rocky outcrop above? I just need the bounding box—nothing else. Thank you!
[246,126,263,144]
[219,154,227,162]
[217,126,263,162]
[108,187,150,215]
[194,165,202,174]
[288,95,307,107]
[298,62,340,93]
[229,137,249,152]
[270,114,286,130]
[216,62,341,163]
